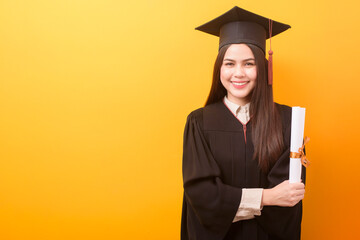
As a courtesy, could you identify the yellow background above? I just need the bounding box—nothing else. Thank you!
[0,0,359,239]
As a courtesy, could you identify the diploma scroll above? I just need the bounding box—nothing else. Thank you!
[289,107,306,183]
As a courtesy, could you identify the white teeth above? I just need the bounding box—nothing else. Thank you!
[232,82,248,86]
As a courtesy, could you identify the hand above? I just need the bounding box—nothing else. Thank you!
[262,180,305,207]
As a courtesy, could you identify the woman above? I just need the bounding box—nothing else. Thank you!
[181,6,306,240]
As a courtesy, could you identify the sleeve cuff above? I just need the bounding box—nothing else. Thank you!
[236,188,263,217]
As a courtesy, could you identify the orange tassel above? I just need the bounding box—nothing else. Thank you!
[268,19,273,85]
[268,50,273,85]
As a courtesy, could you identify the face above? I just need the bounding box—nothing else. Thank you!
[220,44,257,106]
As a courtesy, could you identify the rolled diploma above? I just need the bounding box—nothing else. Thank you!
[289,107,306,183]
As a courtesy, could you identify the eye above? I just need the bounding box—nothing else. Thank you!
[245,62,255,66]
[224,62,234,66]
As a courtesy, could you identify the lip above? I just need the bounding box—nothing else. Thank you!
[231,81,249,89]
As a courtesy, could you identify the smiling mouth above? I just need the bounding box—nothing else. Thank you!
[231,81,249,86]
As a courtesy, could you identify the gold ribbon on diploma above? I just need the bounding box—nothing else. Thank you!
[289,136,310,167]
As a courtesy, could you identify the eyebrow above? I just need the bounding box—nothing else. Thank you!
[223,58,255,62]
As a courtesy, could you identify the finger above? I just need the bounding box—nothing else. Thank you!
[290,183,305,189]
[293,188,305,194]
[293,191,305,199]
[292,182,304,187]
[294,191,305,198]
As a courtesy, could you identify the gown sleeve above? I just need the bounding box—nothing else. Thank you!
[182,109,242,236]
[255,106,306,240]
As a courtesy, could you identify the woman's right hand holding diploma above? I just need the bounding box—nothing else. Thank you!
[262,180,305,207]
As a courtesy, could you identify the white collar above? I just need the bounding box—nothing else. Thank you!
[223,96,250,116]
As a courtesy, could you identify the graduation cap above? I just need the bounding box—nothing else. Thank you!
[195,6,291,85]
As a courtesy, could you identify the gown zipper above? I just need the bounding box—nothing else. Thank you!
[242,124,247,144]
[222,99,248,144]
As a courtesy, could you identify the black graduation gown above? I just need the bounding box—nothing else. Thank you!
[181,101,305,240]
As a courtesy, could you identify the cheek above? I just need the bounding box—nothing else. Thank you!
[220,67,231,80]
[219,68,229,88]
[247,68,257,81]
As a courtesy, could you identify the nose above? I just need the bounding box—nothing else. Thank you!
[234,65,245,78]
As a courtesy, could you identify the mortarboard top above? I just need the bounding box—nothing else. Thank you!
[195,6,291,53]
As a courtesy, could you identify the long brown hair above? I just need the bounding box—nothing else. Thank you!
[205,43,284,173]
